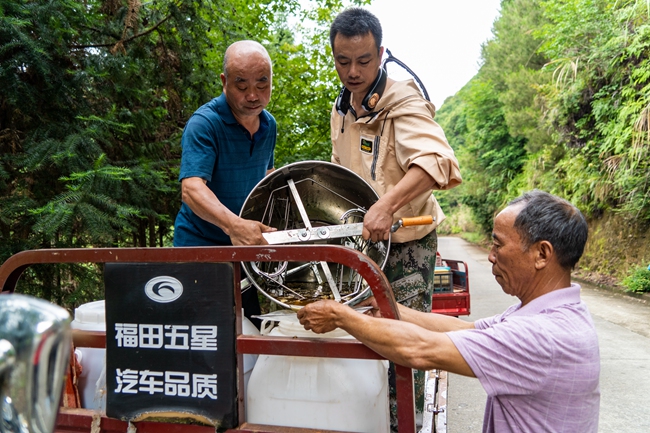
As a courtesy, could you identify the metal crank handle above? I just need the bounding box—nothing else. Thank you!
[390,215,434,233]
[261,222,365,245]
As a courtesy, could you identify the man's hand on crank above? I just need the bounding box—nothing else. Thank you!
[362,200,393,242]
[228,218,276,246]
[298,300,345,334]
[356,296,382,318]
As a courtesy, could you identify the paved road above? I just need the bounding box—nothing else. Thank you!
[437,236,650,433]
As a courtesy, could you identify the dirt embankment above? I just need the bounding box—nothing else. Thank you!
[577,212,650,290]
[448,209,649,295]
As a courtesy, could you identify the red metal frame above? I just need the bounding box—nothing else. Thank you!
[0,246,417,433]
[431,258,470,317]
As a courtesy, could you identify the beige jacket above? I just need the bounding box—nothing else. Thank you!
[331,79,462,243]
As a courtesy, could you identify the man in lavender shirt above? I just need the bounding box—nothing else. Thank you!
[298,190,600,432]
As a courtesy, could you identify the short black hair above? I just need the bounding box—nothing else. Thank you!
[330,8,382,53]
[509,190,588,269]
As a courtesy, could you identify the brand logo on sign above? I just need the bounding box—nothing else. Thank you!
[144,276,183,303]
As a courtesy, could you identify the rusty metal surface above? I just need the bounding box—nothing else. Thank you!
[72,330,106,349]
[56,413,374,433]
[229,423,354,433]
[395,363,416,432]
[0,245,417,433]
[237,335,383,359]
[0,246,398,318]
[56,411,360,433]
[56,409,214,433]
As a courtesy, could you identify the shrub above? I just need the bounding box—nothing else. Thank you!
[622,266,650,293]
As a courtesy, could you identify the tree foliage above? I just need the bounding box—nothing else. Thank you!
[437,0,650,241]
[0,0,366,306]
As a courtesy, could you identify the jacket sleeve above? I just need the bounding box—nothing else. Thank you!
[330,104,342,165]
[393,101,462,191]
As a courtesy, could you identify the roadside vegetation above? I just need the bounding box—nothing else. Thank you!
[435,0,650,292]
[622,266,650,293]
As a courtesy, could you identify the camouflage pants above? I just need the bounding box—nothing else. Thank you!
[384,230,437,433]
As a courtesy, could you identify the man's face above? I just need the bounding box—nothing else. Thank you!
[221,51,272,121]
[488,205,537,298]
[332,32,383,98]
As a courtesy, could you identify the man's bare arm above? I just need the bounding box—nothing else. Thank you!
[181,176,275,245]
[397,303,474,333]
[362,165,436,241]
[358,296,474,333]
[298,300,475,377]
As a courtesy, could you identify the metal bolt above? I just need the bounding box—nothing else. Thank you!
[426,404,445,414]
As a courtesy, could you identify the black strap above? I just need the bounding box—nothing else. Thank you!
[382,49,431,102]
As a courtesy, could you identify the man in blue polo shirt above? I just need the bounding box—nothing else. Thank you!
[173,40,277,326]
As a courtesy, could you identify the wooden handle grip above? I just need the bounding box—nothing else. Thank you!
[400,215,434,227]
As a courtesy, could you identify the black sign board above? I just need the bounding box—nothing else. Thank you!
[104,262,236,427]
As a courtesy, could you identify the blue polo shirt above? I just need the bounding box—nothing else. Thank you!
[173,94,276,246]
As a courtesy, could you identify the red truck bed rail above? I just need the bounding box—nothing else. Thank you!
[0,245,422,433]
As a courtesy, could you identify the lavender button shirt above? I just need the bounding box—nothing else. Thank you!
[447,284,600,433]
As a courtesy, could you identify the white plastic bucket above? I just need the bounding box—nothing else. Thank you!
[246,312,389,432]
[241,313,260,399]
[71,300,107,411]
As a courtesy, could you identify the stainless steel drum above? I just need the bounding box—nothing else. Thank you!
[240,161,390,309]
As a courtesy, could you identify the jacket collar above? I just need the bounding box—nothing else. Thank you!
[352,79,434,125]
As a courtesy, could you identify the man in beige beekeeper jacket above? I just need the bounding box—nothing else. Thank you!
[328,7,462,431]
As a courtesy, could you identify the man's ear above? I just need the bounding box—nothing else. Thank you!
[534,240,554,270]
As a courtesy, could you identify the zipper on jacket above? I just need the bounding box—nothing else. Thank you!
[371,111,390,181]
[371,136,380,180]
